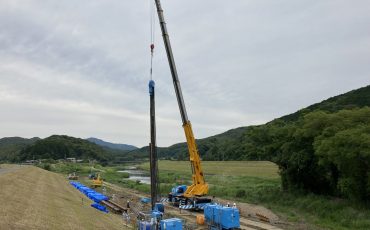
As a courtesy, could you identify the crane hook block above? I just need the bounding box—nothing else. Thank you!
[150,44,155,51]
[149,80,155,96]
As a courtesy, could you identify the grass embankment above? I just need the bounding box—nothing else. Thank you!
[0,165,124,230]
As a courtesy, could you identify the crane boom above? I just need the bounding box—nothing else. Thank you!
[154,0,208,197]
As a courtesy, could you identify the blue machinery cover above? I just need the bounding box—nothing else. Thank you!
[204,204,240,229]
[160,218,183,230]
[91,203,108,213]
[141,197,151,204]
[70,181,109,213]
[139,221,152,230]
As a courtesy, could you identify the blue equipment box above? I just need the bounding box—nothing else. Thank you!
[160,218,182,230]
[204,204,240,229]
[138,221,152,230]
[204,204,217,222]
[154,203,164,213]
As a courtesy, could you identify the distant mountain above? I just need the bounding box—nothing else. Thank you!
[0,137,40,162]
[128,85,370,161]
[86,137,137,151]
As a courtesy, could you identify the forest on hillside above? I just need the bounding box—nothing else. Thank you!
[128,85,370,202]
[0,137,40,162]
[248,107,370,202]
[18,135,113,164]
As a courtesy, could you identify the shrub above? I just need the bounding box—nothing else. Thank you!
[235,189,246,198]
[38,163,51,171]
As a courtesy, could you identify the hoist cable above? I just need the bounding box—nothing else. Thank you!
[149,0,155,81]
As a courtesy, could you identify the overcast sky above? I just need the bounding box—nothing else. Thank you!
[0,0,369,147]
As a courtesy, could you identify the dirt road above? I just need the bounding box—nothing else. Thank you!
[0,164,23,174]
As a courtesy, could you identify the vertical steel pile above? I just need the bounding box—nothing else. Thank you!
[149,80,159,210]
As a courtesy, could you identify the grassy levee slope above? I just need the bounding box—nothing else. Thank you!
[0,165,123,230]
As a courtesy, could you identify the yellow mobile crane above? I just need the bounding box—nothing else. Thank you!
[153,0,210,209]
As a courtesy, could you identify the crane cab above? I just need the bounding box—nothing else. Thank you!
[168,185,187,202]
[168,184,212,210]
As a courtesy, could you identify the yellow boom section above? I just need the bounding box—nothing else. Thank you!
[153,0,208,198]
[183,122,209,197]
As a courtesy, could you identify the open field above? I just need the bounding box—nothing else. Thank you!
[140,161,282,206]
[0,165,124,230]
[140,160,280,179]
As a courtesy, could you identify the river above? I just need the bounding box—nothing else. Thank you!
[118,168,150,184]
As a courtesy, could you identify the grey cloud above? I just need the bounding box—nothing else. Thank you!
[0,0,369,146]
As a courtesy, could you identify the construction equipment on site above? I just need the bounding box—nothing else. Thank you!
[204,204,240,229]
[88,172,95,179]
[153,0,210,209]
[91,173,103,188]
[100,200,127,214]
[149,80,166,228]
[70,181,128,214]
[149,79,160,211]
[67,172,79,180]
[160,218,183,230]
[70,181,109,212]
[136,13,167,230]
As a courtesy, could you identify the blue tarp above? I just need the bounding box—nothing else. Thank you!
[141,197,151,204]
[91,203,109,213]
[69,181,109,212]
